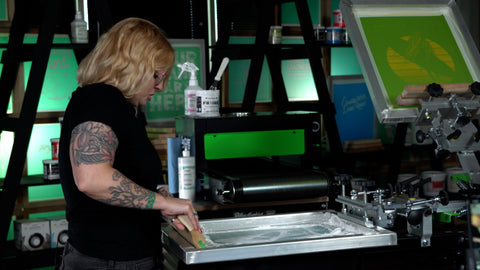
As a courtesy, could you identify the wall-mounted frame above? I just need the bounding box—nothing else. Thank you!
[340,0,480,123]
[328,75,376,145]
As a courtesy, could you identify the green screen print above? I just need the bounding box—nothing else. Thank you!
[361,15,473,107]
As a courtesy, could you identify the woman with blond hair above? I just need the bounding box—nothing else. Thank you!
[59,17,199,269]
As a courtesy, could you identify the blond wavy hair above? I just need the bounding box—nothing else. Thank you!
[77,17,174,98]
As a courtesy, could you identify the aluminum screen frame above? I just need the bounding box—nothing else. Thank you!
[340,0,480,123]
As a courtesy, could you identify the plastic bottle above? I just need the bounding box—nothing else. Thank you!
[71,11,88,44]
[178,137,196,201]
[199,57,229,117]
[177,62,202,116]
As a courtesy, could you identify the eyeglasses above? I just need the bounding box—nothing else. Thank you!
[153,71,167,85]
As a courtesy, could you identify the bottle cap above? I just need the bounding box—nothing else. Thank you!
[75,11,83,20]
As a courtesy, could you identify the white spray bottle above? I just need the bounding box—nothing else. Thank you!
[178,137,196,201]
[178,62,202,116]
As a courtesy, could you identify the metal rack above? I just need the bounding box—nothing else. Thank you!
[211,0,344,162]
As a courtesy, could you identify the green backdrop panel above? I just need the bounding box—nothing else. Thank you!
[331,47,362,76]
[228,37,271,103]
[22,34,79,112]
[204,129,305,159]
[0,0,7,21]
[281,0,321,25]
[0,124,60,178]
[28,185,64,201]
[27,123,61,176]
[0,130,13,179]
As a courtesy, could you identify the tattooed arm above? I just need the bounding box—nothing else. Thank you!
[69,121,199,230]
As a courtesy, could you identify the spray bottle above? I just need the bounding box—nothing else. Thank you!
[70,11,88,44]
[178,137,196,200]
[178,62,202,116]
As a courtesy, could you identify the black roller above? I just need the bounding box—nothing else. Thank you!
[223,172,329,203]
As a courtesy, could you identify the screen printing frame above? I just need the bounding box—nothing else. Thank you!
[340,0,480,123]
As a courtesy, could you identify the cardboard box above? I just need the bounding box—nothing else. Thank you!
[48,216,68,248]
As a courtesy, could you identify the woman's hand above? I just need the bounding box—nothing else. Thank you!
[160,195,200,231]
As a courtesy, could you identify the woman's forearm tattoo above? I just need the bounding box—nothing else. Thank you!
[99,171,156,209]
[158,187,174,198]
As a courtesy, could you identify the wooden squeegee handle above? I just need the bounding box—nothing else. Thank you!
[177,215,194,231]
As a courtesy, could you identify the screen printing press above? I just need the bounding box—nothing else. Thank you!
[162,159,469,269]
[161,1,480,267]
[162,173,469,269]
[161,111,471,269]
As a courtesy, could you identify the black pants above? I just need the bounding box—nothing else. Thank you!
[59,242,162,270]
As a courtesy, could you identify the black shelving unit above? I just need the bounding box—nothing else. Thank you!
[211,0,344,164]
[0,0,113,261]
[0,0,64,252]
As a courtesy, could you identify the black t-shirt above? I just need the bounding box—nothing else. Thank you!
[59,83,164,260]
